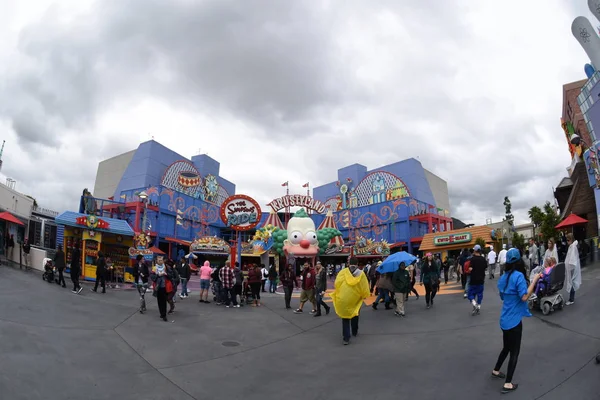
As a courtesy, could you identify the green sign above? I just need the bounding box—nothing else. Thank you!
[433,232,472,246]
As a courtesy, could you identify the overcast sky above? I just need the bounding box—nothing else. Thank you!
[0,0,595,225]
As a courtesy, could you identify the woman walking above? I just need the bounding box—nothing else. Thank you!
[565,233,582,305]
[406,260,420,301]
[151,256,173,322]
[420,253,440,309]
[492,248,541,394]
[177,258,191,298]
[248,264,262,307]
[280,263,297,309]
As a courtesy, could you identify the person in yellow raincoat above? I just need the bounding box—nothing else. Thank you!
[331,257,370,345]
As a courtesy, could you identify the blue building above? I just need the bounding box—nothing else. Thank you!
[89,140,258,258]
[311,159,452,254]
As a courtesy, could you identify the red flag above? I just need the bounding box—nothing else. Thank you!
[281,181,288,187]
[302,182,309,188]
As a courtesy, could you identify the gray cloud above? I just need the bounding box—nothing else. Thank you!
[0,0,586,224]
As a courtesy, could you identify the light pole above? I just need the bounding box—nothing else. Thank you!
[138,191,148,232]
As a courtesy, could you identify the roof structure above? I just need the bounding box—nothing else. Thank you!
[262,211,284,230]
[419,225,493,252]
[55,211,135,236]
[0,211,25,226]
[317,210,344,247]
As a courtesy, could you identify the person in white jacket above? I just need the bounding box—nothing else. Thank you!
[565,233,582,306]
[498,244,508,276]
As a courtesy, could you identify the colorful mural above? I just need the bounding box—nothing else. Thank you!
[353,235,390,256]
[324,171,411,212]
[160,160,229,206]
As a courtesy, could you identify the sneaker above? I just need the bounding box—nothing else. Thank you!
[72,290,78,294]
[309,310,317,315]
[343,340,349,345]
[394,311,400,316]
[77,287,83,294]
[566,301,574,306]
[463,293,467,298]
[234,305,240,308]
[179,294,184,299]
[225,305,231,308]
[293,309,303,314]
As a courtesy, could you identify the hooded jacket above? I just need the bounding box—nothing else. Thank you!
[331,266,370,319]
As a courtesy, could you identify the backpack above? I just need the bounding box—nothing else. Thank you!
[172,267,180,285]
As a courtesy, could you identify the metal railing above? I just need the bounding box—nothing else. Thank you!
[32,206,59,217]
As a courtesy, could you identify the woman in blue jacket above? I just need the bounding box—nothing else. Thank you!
[491,248,541,394]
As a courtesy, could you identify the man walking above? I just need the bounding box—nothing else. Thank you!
[392,262,410,317]
[498,244,508,276]
[177,258,191,298]
[54,247,67,288]
[467,245,487,315]
[487,246,497,279]
[294,262,317,314]
[219,261,237,308]
[70,243,82,294]
[331,257,370,345]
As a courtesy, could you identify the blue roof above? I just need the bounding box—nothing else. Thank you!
[55,211,135,236]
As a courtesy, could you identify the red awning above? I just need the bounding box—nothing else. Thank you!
[165,237,191,246]
[148,246,165,255]
[0,211,25,226]
[555,213,588,229]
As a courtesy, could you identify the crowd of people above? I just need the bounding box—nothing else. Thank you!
[34,233,587,394]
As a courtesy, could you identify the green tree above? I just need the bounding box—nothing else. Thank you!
[475,237,488,254]
[528,206,544,238]
[503,196,514,226]
[512,232,525,250]
[540,202,561,241]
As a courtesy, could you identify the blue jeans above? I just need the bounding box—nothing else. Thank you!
[569,287,575,302]
[374,288,390,304]
[315,290,330,314]
[342,316,359,342]
[180,278,188,296]
[214,281,223,303]
[468,284,484,305]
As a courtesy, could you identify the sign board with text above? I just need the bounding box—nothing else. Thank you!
[220,195,262,231]
[267,194,326,214]
[433,232,472,246]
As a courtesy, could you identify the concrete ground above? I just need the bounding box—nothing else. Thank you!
[1,263,599,400]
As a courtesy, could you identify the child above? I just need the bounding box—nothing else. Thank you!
[534,257,556,298]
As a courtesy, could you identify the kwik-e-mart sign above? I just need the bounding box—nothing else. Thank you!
[433,233,472,246]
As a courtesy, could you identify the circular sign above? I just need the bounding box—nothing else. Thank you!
[220,195,262,231]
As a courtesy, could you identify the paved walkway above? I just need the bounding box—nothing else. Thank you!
[1,263,599,399]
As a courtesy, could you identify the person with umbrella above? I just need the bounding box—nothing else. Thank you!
[376,251,418,302]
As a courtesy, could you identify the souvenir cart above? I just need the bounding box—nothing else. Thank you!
[56,212,135,282]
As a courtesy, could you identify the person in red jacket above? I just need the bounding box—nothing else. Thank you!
[294,262,317,314]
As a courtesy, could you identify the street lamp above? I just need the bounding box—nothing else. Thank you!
[138,191,148,232]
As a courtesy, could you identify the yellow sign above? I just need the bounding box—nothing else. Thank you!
[83,231,102,242]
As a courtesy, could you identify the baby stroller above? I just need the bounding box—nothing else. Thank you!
[42,258,55,283]
[528,262,566,315]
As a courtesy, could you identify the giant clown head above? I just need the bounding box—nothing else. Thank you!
[283,208,318,261]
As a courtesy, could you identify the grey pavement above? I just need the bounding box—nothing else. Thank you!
[1,263,599,400]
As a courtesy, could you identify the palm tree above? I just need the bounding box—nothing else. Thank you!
[528,206,544,238]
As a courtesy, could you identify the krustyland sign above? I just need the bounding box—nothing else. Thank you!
[433,233,472,246]
[267,195,326,214]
